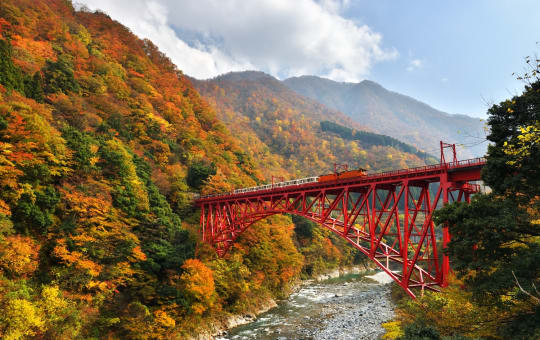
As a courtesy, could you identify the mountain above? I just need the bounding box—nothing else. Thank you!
[0,1,479,338]
[0,1,326,338]
[192,71,430,179]
[283,75,487,158]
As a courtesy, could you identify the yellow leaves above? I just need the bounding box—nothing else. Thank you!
[1,298,45,340]
[0,235,40,277]
[86,281,108,291]
[381,321,404,339]
[503,121,540,166]
[0,283,77,340]
[191,303,207,316]
[154,310,175,328]
[150,140,172,167]
[56,184,145,295]
[114,261,136,281]
[40,286,69,317]
[103,139,150,211]
[71,234,97,244]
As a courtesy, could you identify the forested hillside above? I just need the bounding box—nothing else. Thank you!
[320,120,437,162]
[284,75,487,158]
[193,71,428,179]
[0,1,368,338]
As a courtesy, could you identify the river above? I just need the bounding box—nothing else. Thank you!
[219,271,395,340]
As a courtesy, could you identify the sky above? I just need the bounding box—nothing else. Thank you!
[76,0,540,118]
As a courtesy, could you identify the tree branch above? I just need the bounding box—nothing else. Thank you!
[512,271,540,304]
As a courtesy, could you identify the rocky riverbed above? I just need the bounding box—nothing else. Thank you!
[219,271,395,340]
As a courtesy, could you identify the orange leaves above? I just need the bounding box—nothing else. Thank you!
[52,239,102,277]
[128,69,145,79]
[54,185,146,295]
[61,186,112,221]
[0,96,71,202]
[153,310,175,328]
[0,18,13,38]
[201,169,234,195]
[0,199,11,216]
[179,259,216,315]
[232,215,304,296]
[0,235,40,278]
[130,246,147,262]
[11,35,55,73]
[149,140,172,168]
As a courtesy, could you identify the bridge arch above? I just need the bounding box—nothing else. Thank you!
[197,157,485,298]
[211,209,421,296]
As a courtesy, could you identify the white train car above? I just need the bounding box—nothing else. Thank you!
[201,176,320,199]
[232,176,319,195]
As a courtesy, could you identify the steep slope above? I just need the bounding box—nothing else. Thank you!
[193,71,429,179]
[283,75,487,158]
[0,1,315,338]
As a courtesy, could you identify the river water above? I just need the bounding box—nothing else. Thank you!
[219,272,395,340]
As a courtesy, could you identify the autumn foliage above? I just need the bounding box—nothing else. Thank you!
[0,1,406,338]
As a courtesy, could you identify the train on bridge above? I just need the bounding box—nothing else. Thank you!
[227,167,368,195]
[196,142,486,298]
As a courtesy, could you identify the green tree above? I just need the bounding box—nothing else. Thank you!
[398,320,440,340]
[0,39,24,92]
[43,55,80,94]
[434,60,540,338]
[186,161,216,190]
[24,73,45,103]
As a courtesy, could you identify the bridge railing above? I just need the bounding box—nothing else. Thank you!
[446,157,487,169]
[198,157,487,200]
[366,157,486,177]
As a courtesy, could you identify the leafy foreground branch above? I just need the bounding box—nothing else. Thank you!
[383,60,540,340]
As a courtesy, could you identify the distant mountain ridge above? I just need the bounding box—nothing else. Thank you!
[200,71,366,130]
[283,75,487,158]
[192,71,430,179]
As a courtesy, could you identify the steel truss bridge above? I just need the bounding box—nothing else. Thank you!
[196,144,485,298]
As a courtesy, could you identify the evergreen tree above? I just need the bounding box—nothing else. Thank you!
[434,60,540,338]
[0,39,24,92]
[43,55,80,94]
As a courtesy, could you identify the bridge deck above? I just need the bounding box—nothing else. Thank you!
[196,157,485,204]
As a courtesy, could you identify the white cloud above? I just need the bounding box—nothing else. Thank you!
[407,59,423,72]
[441,77,449,82]
[76,0,397,81]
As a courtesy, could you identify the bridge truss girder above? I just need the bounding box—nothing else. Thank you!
[199,177,479,298]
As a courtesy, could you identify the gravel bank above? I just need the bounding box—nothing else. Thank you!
[303,283,394,340]
[224,272,395,340]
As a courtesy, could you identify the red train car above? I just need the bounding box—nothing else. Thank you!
[318,168,367,182]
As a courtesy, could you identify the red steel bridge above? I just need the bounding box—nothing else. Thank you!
[196,143,486,298]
